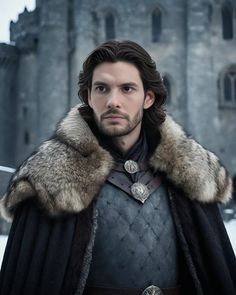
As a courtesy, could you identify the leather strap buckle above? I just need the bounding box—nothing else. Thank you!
[142,285,163,295]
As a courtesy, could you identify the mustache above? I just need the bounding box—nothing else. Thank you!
[101,109,129,120]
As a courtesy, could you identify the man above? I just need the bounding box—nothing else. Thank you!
[0,40,235,295]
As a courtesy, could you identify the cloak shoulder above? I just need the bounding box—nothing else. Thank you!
[0,106,232,218]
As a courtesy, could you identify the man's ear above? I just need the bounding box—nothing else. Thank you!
[144,90,155,109]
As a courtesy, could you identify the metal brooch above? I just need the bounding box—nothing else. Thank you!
[124,160,139,174]
[142,285,163,295]
[130,182,149,203]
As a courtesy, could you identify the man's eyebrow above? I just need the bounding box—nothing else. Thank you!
[121,82,139,87]
[92,81,108,86]
[92,81,139,87]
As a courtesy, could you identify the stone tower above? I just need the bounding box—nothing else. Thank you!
[37,0,70,142]
[0,44,18,167]
[0,0,235,176]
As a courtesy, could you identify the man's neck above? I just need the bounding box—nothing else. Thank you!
[111,137,137,155]
[111,126,142,154]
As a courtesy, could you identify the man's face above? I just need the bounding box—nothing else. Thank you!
[88,61,155,137]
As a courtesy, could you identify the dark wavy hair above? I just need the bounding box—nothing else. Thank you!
[78,40,167,131]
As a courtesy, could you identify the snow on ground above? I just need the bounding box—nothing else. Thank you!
[0,236,8,267]
[224,219,236,254]
[0,220,235,268]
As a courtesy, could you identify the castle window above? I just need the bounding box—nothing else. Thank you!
[163,75,171,103]
[152,8,162,42]
[34,37,38,47]
[221,2,233,40]
[105,13,115,40]
[24,130,30,145]
[23,106,28,119]
[219,66,236,107]
[207,3,213,23]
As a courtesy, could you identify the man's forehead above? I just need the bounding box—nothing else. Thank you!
[91,61,142,84]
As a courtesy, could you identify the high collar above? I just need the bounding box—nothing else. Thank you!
[96,128,149,163]
[0,105,232,219]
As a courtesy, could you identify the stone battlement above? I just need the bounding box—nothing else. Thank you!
[10,8,39,52]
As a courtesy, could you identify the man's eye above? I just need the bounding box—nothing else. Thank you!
[123,86,133,93]
[95,86,107,93]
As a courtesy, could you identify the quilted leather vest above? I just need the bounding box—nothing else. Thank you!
[86,181,179,288]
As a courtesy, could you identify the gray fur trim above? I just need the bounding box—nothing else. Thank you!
[149,116,232,203]
[0,105,232,219]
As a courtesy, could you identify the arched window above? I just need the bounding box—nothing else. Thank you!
[207,3,213,24]
[105,13,115,40]
[223,71,236,102]
[221,2,233,40]
[23,106,28,119]
[24,130,30,145]
[152,8,162,42]
[163,75,171,103]
[219,66,236,106]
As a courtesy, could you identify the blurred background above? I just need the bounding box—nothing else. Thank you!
[0,0,235,244]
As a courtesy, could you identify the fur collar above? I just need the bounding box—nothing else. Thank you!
[0,105,232,219]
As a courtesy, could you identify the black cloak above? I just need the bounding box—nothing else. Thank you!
[0,187,236,295]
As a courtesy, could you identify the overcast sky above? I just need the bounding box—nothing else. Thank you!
[0,0,36,43]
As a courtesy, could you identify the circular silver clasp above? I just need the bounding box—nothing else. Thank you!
[131,182,149,203]
[124,160,139,174]
[142,285,163,295]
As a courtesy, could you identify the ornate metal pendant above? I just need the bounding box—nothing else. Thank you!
[124,160,139,174]
[130,182,150,203]
[142,285,163,295]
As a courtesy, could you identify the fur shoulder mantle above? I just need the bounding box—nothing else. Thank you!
[0,105,232,219]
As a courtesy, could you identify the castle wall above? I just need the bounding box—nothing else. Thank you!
[15,52,38,165]
[186,1,218,150]
[0,44,18,167]
[37,0,70,142]
[211,1,236,174]
[145,0,187,126]
[10,8,40,164]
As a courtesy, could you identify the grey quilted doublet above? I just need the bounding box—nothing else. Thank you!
[87,182,179,288]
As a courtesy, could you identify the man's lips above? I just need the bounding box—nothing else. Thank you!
[103,115,125,120]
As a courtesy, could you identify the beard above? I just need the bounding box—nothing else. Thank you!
[93,108,144,137]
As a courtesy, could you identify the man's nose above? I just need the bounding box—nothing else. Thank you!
[106,90,121,108]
